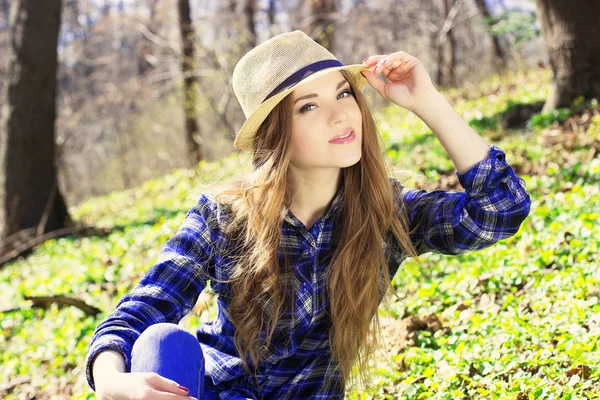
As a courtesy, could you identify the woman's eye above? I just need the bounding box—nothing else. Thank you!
[299,104,315,113]
[299,89,354,114]
[339,89,353,99]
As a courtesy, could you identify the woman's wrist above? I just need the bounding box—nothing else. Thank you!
[92,350,126,390]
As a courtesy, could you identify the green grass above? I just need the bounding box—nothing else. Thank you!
[1,67,600,399]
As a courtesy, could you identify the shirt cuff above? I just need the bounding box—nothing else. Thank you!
[456,144,527,204]
[85,335,133,392]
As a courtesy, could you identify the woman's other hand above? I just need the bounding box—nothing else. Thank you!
[95,371,198,400]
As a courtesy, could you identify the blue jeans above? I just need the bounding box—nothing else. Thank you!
[131,323,206,399]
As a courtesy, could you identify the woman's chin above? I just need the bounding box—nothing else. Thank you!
[335,150,362,168]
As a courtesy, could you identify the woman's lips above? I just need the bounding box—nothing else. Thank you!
[329,130,356,144]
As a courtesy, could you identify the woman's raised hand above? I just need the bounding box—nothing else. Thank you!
[360,51,438,112]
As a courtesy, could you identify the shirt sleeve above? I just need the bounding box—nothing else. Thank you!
[84,193,221,391]
[393,144,531,256]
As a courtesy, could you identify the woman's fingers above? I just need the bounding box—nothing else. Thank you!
[365,52,413,74]
[148,388,198,400]
[146,372,193,397]
[362,55,387,67]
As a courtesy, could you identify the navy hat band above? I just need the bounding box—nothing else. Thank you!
[263,59,343,103]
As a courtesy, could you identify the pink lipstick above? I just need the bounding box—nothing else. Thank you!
[329,129,356,144]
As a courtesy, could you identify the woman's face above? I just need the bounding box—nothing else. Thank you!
[289,70,363,171]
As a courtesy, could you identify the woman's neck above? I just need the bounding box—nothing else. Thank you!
[287,167,342,230]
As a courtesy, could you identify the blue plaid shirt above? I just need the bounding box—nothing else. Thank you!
[85,144,531,399]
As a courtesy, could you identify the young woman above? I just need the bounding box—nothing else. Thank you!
[85,30,531,400]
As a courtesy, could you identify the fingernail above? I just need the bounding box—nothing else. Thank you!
[383,59,387,65]
[374,65,378,72]
[362,57,369,63]
[179,385,190,392]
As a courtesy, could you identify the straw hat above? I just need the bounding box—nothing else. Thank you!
[232,30,373,150]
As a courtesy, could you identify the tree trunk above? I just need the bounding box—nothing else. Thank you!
[0,0,70,249]
[534,0,600,112]
[136,0,160,77]
[267,0,276,37]
[310,0,336,51]
[0,0,9,23]
[177,0,203,166]
[244,0,257,48]
[474,0,507,72]
[436,0,457,88]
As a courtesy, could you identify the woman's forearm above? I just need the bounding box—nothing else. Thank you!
[409,90,491,175]
[92,350,126,388]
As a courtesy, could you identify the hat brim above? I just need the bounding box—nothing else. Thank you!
[233,63,374,151]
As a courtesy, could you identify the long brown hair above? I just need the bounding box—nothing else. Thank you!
[195,69,427,392]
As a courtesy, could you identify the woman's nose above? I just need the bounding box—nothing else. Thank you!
[329,106,350,125]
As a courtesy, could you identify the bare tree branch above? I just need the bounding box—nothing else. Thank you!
[438,0,465,46]
[0,295,102,316]
[0,225,111,269]
[134,21,178,55]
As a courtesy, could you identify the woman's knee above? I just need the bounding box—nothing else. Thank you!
[133,323,203,361]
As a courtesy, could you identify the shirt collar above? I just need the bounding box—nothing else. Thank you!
[283,183,344,227]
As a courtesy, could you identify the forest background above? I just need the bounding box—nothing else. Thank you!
[1,0,599,399]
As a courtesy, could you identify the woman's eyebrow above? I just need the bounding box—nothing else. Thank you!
[293,79,349,105]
